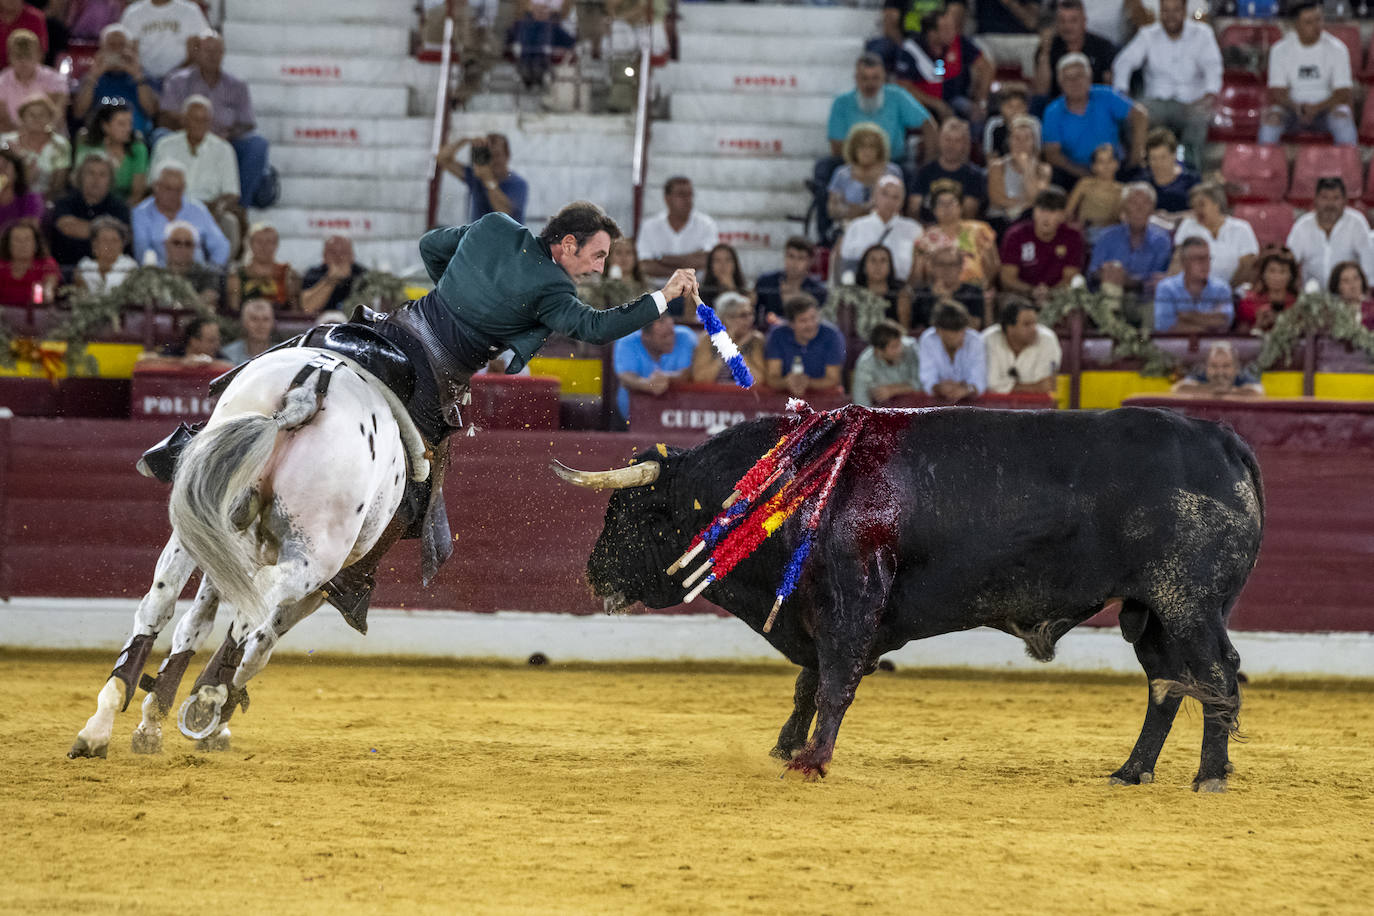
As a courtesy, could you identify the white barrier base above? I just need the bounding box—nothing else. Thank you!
[2,597,1370,678]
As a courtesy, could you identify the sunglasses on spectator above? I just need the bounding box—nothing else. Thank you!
[168,239,196,247]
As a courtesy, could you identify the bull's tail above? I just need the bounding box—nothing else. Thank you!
[169,387,320,632]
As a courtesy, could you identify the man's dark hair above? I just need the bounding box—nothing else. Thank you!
[869,318,904,350]
[182,317,216,346]
[784,293,820,322]
[1033,186,1068,212]
[539,201,622,248]
[1178,236,1210,259]
[1055,0,1085,13]
[998,297,1038,333]
[995,81,1029,106]
[784,235,815,257]
[1315,176,1347,197]
[1288,0,1322,19]
[932,299,970,331]
[486,132,510,155]
[1144,126,1177,155]
[856,51,884,70]
[663,176,691,197]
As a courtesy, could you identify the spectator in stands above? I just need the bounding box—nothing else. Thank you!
[0,28,64,134]
[1234,246,1297,335]
[73,213,135,293]
[1109,0,1220,171]
[698,242,752,311]
[506,0,576,90]
[987,114,1051,233]
[999,187,1084,308]
[0,143,41,227]
[1153,237,1233,333]
[74,100,148,203]
[756,235,828,328]
[895,2,992,131]
[1260,1,1356,148]
[436,133,529,225]
[150,95,242,257]
[836,175,921,287]
[1032,0,1115,104]
[1133,127,1197,218]
[576,236,651,309]
[918,298,985,400]
[1087,183,1172,317]
[0,1,46,71]
[690,291,764,385]
[1172,182,1259,291]
[142,315,231,368]
[855,243,909,326]
[827,52,936,170]
[828,243,911,346]
[49,152,128,267]
[301,235,367,316]
[2,94,69,198]
[1171,340,1264,397]
[0,215,55,303]
[612,310,697,422]
[869,0,943,73]
[909,118,987,221]
[637,176,718,284]
[982,82,1035,160]
[221,297,278,366]
[119,0,207,88]
[976,0,1040,36]
[764,294,845,396]
[226,222,301,315]
[983,298,1061,395]
[910,243,986,331]
[161,219,222,311]
[827,122,904,229]
[914,182,998,293]
[73,24,157,138]
[1042,54,1146,184]
[66,1,125,43]
[1286,177,1374,287]
[131,160,229,267]
[851,318,920,407]
[160,30,273,208]
[1065,144,1122,245]
[1329,260,1374,330]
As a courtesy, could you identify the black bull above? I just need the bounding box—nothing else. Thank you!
[560,406,1264,790]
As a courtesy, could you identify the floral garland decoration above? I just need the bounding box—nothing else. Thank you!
[1254,290,1374,372]
[340,270,407,314]
[1037,284,1176,377]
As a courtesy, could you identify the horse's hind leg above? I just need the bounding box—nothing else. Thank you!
[131,577,221,754]
[70,536,194,760]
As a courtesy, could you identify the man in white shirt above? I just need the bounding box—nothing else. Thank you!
[1259,1,1357,146]
[837,174,922,282]
[121,0,210,85]
[983,299,1062,395]
[150,95,241,254]
[636,176,719,284]
[1285,176,1374,287]
[1111,0,1221,170]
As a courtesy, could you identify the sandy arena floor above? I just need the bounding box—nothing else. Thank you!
[3,650,1371,914]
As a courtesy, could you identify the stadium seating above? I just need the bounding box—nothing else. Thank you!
[1359,89,1374,143]
[1221,143,1289,202]
[1210,81,1265,141]
[1326,23,1363,81]
[1232,201,1295,249]
[1361,158,1374,209]
[1288,144,1363,206]
[1217,22,1282,82]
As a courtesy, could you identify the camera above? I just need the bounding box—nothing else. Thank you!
[472,145,491,166]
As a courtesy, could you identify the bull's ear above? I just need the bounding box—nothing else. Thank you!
[550,460,660,490]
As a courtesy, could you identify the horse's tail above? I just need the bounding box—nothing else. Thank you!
[169,387,320,631]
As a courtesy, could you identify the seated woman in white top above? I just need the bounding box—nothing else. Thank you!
[1170,181,1259,289]
[74,214,136,293]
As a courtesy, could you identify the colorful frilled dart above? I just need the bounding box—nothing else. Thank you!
[695,297,754,389]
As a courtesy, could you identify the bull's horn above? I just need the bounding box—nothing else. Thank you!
[551,460,660,490]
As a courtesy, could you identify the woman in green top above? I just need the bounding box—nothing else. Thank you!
[74,101,147,205]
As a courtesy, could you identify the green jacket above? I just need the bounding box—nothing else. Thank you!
[418,213,660,373]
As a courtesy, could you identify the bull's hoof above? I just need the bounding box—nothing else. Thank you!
[67,736,108,759]
[768,745,796,761]
[130,725,163,755]
[178,685,228,741]
[196,728,231,752]
[782,755,828,781]
[1194,777,1228,794]
[1109,771,1153,786]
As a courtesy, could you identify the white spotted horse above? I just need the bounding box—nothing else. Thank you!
[69,320,456,758]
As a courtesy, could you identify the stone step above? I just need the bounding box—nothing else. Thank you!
[693,188,807,220]
[278,175,431,211]
[715,218,805,252]
[647,154,818,191]
[650,121,827,159]
[224,53,428,88]
[677,3,878,38]
[659,61,852,96]
[669,91,832,127]
[223,21,410,57]
[272,145,433,179]
[255,115,433,147]
[250,83,410,117]
[229,0,416,24]
[262,207,427,240]
[677,32,859,66]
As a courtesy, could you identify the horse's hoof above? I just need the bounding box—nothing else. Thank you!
[1138,771,1153,784]
[196,728,231,752]
[768,745,794,761]
[67,736,107,759]
[178,685,228,741]
[1194,778,1228,794]
[130,727,162,755]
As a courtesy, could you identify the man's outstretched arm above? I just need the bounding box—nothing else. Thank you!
[536,269,699,344]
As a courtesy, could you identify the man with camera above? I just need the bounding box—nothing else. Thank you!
[73,24,160,136]
[436,132,529,224]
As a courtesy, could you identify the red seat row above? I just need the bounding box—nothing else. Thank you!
[1221,142,1373,206]
[1219,22,1365,80]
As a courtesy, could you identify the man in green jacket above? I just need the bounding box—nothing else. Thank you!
[377,200,699,442]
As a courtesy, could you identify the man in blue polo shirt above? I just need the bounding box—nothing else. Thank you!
[1153,237,1234,334]
[764,294,846,397]
[436,132,529,224]
[1041,52,1147,185]
[1087,183,1172,319]
[613,312,698,422]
